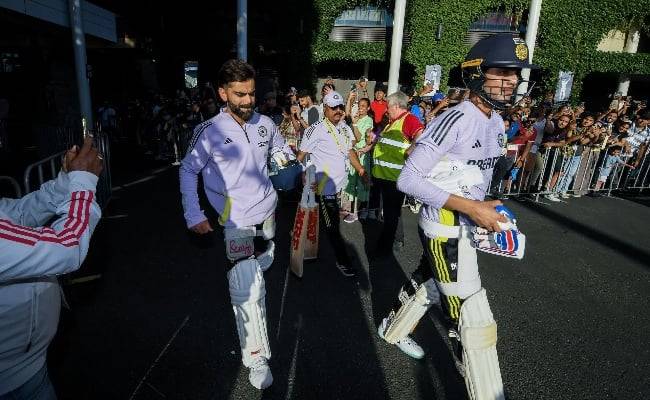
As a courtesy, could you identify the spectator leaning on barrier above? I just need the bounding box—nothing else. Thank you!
[520,107,551,193]
[0,136,103,399]
[571,120,599,196]
[626,111,650,168]
[608,120,632,154]
[593,145,636,193]
[541,114,570,202]
[555,112,595,198]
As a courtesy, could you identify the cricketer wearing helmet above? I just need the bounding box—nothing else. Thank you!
[377,34,535,400]
[179,59,294,390]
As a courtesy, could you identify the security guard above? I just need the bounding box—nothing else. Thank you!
[371,91,423,254]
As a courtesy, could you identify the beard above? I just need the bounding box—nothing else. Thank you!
[228,101,254,121]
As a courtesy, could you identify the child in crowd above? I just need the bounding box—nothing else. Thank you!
[594,145,635,191]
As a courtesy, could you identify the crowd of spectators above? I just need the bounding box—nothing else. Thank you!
[98,78,649,211]
[488,92,649,201]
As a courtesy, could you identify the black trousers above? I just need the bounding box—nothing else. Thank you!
[388,227,463,328]
[317,194,350,266]
[375,178,405,249]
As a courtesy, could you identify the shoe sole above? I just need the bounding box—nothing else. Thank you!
[377,326,424,359]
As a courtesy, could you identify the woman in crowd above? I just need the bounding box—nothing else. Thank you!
[541,114,571,202]
[555,112,595,198]
[342,98,374,221]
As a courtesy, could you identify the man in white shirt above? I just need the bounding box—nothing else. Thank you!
[297,91,368,277]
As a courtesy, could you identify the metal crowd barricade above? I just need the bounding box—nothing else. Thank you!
[23,150,66,194]
[23,129,112,209]
[487,136,650,200]
[624,151,650,192]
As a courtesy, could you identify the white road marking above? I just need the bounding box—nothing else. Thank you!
[128,315,190,400]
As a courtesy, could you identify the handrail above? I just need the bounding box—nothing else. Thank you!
[23,150,66,194]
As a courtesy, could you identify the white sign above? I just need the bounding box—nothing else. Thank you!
[425,65,442,91]
[554,71,574,104]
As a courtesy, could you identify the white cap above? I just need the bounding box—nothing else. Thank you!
[323,91,344,107]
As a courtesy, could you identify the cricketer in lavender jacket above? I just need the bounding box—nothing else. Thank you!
[0,171,101,395]
[397,100,505,226]
[179,110,292,229]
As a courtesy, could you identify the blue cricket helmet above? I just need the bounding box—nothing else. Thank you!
[461,34,539,110]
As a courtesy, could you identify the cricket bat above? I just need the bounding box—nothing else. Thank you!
[290,165,317,277]
[303,166,319,260]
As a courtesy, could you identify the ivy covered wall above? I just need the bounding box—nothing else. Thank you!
[312,0,650,100]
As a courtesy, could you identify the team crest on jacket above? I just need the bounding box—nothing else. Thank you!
[497,132,506,148]
[258,126,268,137]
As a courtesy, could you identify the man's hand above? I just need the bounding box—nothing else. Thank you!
[466,200,508,232]
[190,220,213,234]
[62,145,79,173]
[67,136,103,176]
[358,168,370,186]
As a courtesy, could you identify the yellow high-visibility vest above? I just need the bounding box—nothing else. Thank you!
[372,113,411,181]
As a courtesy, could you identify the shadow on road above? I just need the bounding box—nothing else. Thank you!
[514,198,650,269]
[266,199,391,400]
[361,218,468,400]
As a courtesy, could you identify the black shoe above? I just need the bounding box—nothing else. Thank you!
[336,264,356,277]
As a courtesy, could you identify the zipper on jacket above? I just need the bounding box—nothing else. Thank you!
[227,111,251,143]
[239,124,250,143]
[25,286,37,352]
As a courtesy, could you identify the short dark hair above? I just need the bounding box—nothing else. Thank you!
[581,112,596,120]
[297,90,312,100]
[359,98,371,107]
[218,59,255,87]
[609,145,622,154]
[638,111,650,120]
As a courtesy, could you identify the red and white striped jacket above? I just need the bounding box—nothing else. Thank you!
[0,171,100,395]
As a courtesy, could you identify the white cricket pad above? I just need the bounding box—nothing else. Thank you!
[227,259,271,367]
[459,288,504,400]
[257,240,275,272]
[383,279,439,344]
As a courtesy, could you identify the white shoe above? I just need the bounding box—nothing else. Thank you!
[544,194,561,202]
[560,192,571,199]
[378,318,425,359]
[248,357,273,390]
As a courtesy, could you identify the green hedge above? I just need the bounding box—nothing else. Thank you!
[313,0,650,100]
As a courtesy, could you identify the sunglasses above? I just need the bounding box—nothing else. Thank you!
[329,105,345,111]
